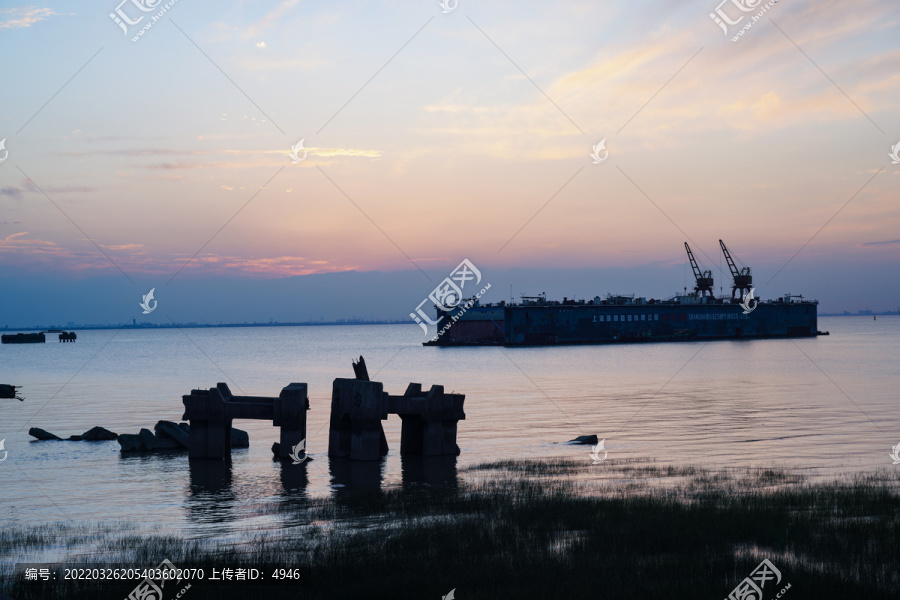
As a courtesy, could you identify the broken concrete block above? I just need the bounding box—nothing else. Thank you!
[117,433,145,452]
[28,427,61,441]
[81,426,118,441]
[155,420,190,448]
[138,428,182,451]
[231,427,249,448]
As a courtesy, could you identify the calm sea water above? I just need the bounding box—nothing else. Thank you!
[1,317,898,543]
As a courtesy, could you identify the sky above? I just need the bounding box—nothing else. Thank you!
[0,0,899,324]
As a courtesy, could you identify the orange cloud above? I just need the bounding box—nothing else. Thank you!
[0,7,61,29]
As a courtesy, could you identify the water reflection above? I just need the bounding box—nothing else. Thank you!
[328,456,385,496]
[278,458,310,494]
[186,459,235,524]
[272,458,311,525]
[400,454,458,489]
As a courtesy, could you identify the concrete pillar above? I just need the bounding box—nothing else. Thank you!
[275,383,308,460]
[187,419,210,459]
[183,382,309,461]
[183,386,231,459]
[328,378,388,461]
[396,385,465,457]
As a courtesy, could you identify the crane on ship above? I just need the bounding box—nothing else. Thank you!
[719,239,752,300]
[684,242,714,297]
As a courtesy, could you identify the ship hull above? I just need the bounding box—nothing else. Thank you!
[425,301,819,346]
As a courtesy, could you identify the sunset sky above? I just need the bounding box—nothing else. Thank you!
[1,0,898,311]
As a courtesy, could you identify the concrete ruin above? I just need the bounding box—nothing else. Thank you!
[1,333,45,344]
[182,382,308,460]
[390,382,465,457]
[0,331,75,344]
[328,378,390,461]
[176,357,463,462]
[1,384,23,400]
[328,357,465,461]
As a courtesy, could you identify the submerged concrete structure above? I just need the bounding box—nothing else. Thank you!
[1,384,23,400]
[182,382,308,460]
[390,383,465,457]
[328,357,465,461]
[328,377,390,461]
[1,333,45,344]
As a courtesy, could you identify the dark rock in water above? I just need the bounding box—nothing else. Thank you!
[118,422,241,453]
[271,441,312,461]
[155,420,189,448]
[231,428,249,448]
[569,434,598,445]
[120,432,178,452]
[138,428,156,449]
[138,428,182,451]
[28,427,61,441]
[30,426,116,442]
[153,438,183,451]
[81,426,118,441]
[118,433,145,452]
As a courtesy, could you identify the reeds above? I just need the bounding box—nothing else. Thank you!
[3,460,898,599]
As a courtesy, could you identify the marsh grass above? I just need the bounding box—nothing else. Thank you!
[3,460,899,599]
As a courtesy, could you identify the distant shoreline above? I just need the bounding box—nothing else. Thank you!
[0,313,896,333]
[819,311,900,317]
[0,320,408,333]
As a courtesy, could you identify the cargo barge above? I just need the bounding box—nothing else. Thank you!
[424,241,823,347]
[1,332,46,344]
[1,331,77,344]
